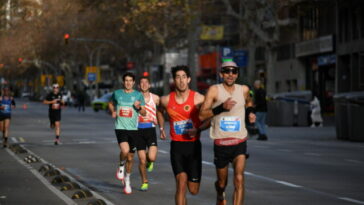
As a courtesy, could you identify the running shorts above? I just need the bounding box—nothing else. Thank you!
[170,140,202,183]
[115,129,137,153]
[214,140,248,169]
[134,127,157,151]
[49,110,61,123]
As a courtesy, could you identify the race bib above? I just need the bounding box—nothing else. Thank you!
[119,106,133,118]
[219,117,241,132]
[173,119,193,135]
[3,104,10,113]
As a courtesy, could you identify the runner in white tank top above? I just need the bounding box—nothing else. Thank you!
[199,61,256,205]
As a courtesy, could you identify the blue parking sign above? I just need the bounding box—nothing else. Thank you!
[234,50,248,67]
[88,72,96,81]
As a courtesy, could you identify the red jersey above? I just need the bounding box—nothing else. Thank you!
[166,90,201,142]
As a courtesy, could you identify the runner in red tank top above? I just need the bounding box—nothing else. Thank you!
[157,65,210,205]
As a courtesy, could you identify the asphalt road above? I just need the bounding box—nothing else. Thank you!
[1,98,364,205]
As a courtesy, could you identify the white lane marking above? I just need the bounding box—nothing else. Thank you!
[202,161,214,166]
[275,180,302,188]
[11,137,18,143]
[304,152,321,156]
[158,149,168,154]
[0,196,6,199]
[338,197,364,205]
[345,159,362,164]
[19,146,115,205]
[5,149,77,205]
[78,141,96,144]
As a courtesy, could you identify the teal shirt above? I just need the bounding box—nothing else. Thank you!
[111,89,145,130]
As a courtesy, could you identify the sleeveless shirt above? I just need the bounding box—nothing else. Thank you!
[210,84,248,140]
[166,90,201,142]
[138,93,157,128]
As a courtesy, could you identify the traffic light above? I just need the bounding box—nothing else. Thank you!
[143,71,149,77]
[18,57,23,63]
[64,33,70,45]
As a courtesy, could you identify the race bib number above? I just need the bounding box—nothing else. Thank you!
[3,104,10,113]
[52,103,60,110]
[119,106,133,118]
[173,119,193,135]
[219,117,241,132]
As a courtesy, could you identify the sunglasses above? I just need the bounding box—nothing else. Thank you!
[53,87,59,89]
[222,67,238,74]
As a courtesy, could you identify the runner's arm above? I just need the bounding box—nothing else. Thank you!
[157,95,168,140]
[108,101,117,118]
[199,85,218,121]
[243,85,256,123]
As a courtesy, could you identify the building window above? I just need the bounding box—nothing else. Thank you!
[300,6,319,41]
[276,44,293,61]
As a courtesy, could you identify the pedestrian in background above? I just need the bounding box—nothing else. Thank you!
[77,88,86,112]
[0,87,16,148]
[310,96,323,127]
[253,80,268,141]
[43,84,64,145]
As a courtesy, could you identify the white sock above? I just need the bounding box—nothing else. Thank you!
[125,173,131,183]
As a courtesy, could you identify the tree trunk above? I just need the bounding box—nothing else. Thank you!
[187,13,200,91]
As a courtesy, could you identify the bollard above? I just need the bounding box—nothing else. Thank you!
[60,182,81,191]
[87,199,107,205]
[44,169,60,177]
[71,189,93,199]
[51,175,70,185]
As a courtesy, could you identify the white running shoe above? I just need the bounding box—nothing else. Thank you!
[116,166,125,181]
[124,181,132,194]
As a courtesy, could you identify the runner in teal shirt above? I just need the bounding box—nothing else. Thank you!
[112,89,145,130]
[108,72,146,194]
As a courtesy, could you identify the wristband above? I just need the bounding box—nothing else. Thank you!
[212,103,228,115]
[134,105,141,111]
[246,107,255,115]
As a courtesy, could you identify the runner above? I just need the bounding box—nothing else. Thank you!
[157,65,210,205]
[0,87,16,148]
[199,61,256,205]
[135,76,161,191]
[43,84,64,145]
[108,72,146,194]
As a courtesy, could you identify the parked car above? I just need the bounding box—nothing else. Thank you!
[91,93,112,112]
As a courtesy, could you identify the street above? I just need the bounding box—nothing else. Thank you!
[1,98,364,205]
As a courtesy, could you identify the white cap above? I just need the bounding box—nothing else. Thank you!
[221,61,238,68]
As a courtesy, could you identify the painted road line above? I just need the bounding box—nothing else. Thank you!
[338,197,364,205]
[6,148,77,205]
[275,180,302,188]
[345,159,362,164]
[10,137,18,143]
[16,145,115,205]
[202,161,214,166]
[158,149,168,154]
[304,152,321,156]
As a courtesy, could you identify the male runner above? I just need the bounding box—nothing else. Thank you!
[43,84,64,145]
[157,65,209,205]
[0,87,16,148]
[135,76,161,191]
[109,72,146,194]
[199,61,256,205]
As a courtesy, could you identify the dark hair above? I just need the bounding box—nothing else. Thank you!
[123,72,135,81]
[139,76,150,83]
[171,65,190,79]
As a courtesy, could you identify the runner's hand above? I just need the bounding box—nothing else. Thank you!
[160,130,166,140]
[186,128,199,138]
[223,97,236,110]
[134,101,141,110]
[249,113,256,123]
[111,111,117,118]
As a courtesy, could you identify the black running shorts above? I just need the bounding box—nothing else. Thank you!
[170,140,202,183]
[214,141,248,169]
[0,114,11,121]
[115,129,137,153]
[134,127,157,151]
[49,110,61,123]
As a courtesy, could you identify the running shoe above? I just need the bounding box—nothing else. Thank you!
[54,138,60,145]
[216,192,227,205]
[140,183,148,191]
[146,162,154,172]
[116,166,125,181]
[124,181,132,194]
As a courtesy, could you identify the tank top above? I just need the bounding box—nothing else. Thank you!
[210,84,247,140]
[167,90,201,142]
[138,93,157,128]
[0,96,13,115]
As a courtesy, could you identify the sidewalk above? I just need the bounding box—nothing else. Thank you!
[0,144,67,205]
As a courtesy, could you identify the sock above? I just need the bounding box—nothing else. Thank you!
[56,135,60,139]
[119,160,126,167]
[125,173,131,184]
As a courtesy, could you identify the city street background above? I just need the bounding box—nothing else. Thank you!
[1,99,363,205]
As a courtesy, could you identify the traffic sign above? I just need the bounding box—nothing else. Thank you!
[234,50,248,67]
